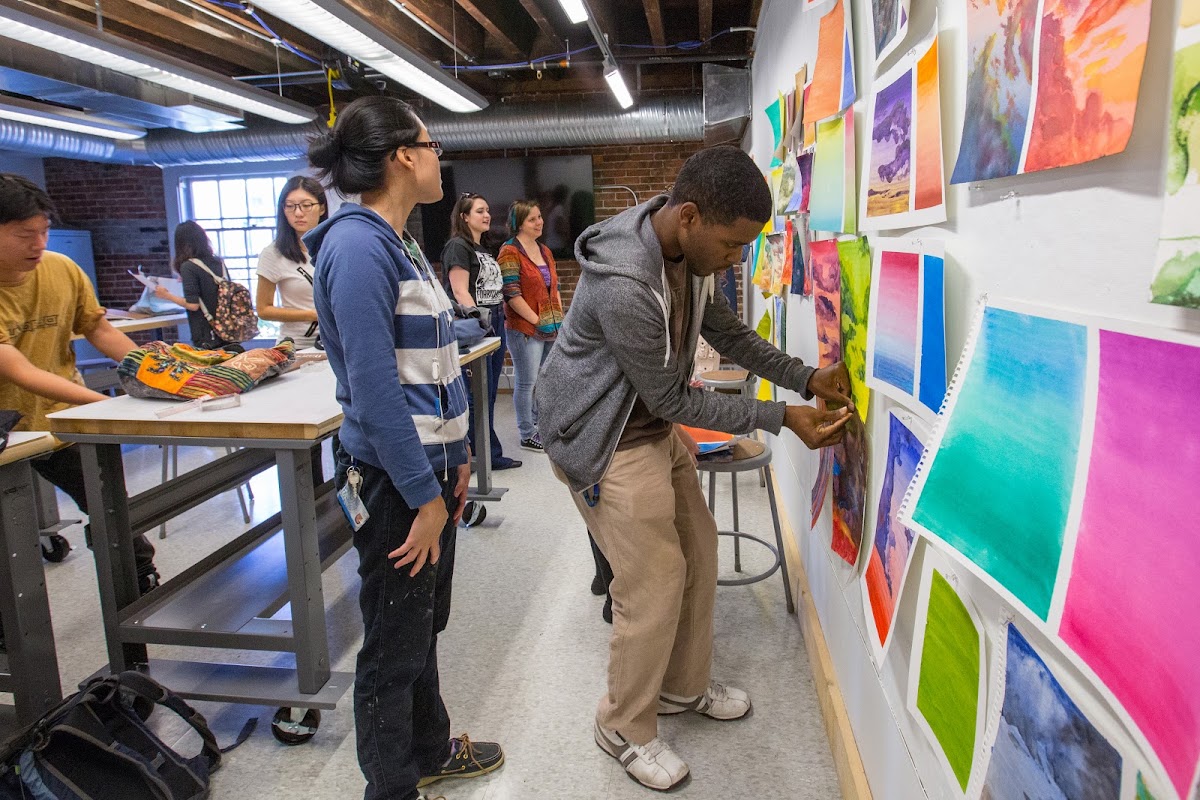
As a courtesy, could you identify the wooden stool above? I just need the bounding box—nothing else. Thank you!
[697,438,794,613]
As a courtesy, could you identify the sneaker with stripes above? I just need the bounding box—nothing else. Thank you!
[658,681,751,720]
[594,721,689,791]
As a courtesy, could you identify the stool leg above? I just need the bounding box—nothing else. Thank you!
[707,471,716,515]
[765,469,795,614]
[226,446,252,524]
[158,446,169,539]
[731,472,741,572]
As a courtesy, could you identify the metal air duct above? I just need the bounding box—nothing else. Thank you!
[0,95,704,166]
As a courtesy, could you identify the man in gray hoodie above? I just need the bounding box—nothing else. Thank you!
[537,146,853,791]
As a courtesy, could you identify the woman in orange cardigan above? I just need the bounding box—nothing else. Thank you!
[499,199,564,451]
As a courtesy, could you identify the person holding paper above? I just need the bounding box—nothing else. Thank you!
[0,174,161,607]
[536,146,853,791]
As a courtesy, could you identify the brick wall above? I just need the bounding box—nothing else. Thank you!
[42,159,172,310]
[428,141,704,309]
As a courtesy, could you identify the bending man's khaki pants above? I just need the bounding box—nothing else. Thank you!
[555,433,718,744]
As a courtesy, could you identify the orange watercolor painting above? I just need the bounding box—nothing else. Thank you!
[807,0,854,124]
[1023,0,1151,173]
[914,35,943,211]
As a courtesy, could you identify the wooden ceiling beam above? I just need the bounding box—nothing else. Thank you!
[38,0,308,74]
[453,0,537,61]
[383,0,486,62]
[516,0,564,53]
[641,0,666,50]
[698,0,713,45]
[339,0,472,66]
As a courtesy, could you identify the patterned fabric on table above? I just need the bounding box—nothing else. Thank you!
[118,340,296,400]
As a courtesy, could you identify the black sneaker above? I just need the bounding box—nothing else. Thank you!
[138,570,161,596]
[519,436,544,453]
[491,456,523,470]
[417,734,504,787]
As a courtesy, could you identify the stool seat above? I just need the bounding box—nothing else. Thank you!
[699,368,753,392]
[695,438,770,472]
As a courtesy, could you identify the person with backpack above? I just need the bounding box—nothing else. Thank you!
[155,221,256,351]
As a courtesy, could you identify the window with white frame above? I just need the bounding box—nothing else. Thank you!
[180,174,290,301]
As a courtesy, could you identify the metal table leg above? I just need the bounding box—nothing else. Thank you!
[0,460,62,724]
[470,362,492,497]
[80,443,148,671]
[276,447,330,695]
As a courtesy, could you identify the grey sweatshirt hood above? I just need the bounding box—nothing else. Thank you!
[537,196,814,494]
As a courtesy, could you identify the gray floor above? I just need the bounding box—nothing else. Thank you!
[30,399,840,799]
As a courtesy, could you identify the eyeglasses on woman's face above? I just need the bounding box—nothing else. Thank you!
[285,201,322,214]
[405,140,443,158]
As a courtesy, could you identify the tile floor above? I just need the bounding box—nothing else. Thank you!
[28,400,839,799]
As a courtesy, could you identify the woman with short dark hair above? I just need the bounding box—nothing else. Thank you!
[441,192,519,471]
[255,176,327,348]
[306,95,504,800]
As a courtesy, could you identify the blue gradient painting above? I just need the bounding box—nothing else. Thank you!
[908,307,1087,620]
[981,625,1122,800]
[918,255,947,413]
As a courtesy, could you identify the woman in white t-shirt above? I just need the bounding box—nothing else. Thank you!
[255,176,328,348]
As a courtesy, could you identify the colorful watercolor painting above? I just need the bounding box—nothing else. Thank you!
[1023,0,1150,174]
[866,237,947,420]
[902,304,1087,621]
[811,239,843,369]
[867,67,913,219]
[952,0,1150,183]
[914,33,944,212]
[765,231,788,296]
[789,217,811,297]
[871,0,910,69]
[838,236,872,421]
[862,24,946,230]
[831,415,868,567]
[806,0,856,125]
[1137,773,1160,800]
[796,150,814,213]
[765,97,784,168]
[981,624,1122,800]
[863,412,923,662]
[811,113,856,233]
[1058,330,1200,800]
[908,551,985,794]
[951,0,1037,183]
[1151,17,1200,308]
[809,238,843,527]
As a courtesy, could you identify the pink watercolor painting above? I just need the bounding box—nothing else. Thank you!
[872,250,921,395]
[1059,330,1200,800]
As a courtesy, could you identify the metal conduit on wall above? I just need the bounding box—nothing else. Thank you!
[0,96,704,166]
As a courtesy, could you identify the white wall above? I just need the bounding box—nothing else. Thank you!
[749,0,1197,798]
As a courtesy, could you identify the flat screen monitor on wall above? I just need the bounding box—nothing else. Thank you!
[421,154,595,264]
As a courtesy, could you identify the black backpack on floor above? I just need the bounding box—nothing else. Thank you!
[0,671,252,800]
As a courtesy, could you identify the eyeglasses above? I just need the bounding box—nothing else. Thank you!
[405,140,443,158]
[284,201,322,214]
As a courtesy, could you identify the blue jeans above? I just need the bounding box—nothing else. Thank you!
[338,446,456,800]
[506,328,552,441]
[465,310,506,463]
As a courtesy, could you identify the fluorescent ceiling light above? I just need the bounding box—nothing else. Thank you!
[251,0,488,114]
[556,0,590,24]
[0,95,147,140]
[0,3,314,125]
[604,62,634,109]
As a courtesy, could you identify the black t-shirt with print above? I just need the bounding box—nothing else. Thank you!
[441,236,504,308]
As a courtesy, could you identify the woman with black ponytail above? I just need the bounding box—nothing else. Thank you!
[306,96,504,800]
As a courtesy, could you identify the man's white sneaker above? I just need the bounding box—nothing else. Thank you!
[658,682,752,720]
[594,721,689,791]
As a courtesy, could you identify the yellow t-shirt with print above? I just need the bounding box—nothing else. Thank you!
[0,252,105,431]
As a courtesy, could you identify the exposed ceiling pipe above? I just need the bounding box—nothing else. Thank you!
[0,95,703,165]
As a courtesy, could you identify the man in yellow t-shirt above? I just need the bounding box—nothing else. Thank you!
[0,174,159,604]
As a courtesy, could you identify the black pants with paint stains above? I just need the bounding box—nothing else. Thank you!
[337,446,456,800]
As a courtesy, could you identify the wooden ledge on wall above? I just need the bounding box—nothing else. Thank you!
[771,465,873,800]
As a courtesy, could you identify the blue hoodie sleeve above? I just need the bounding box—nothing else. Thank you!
[321,228,443,509]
